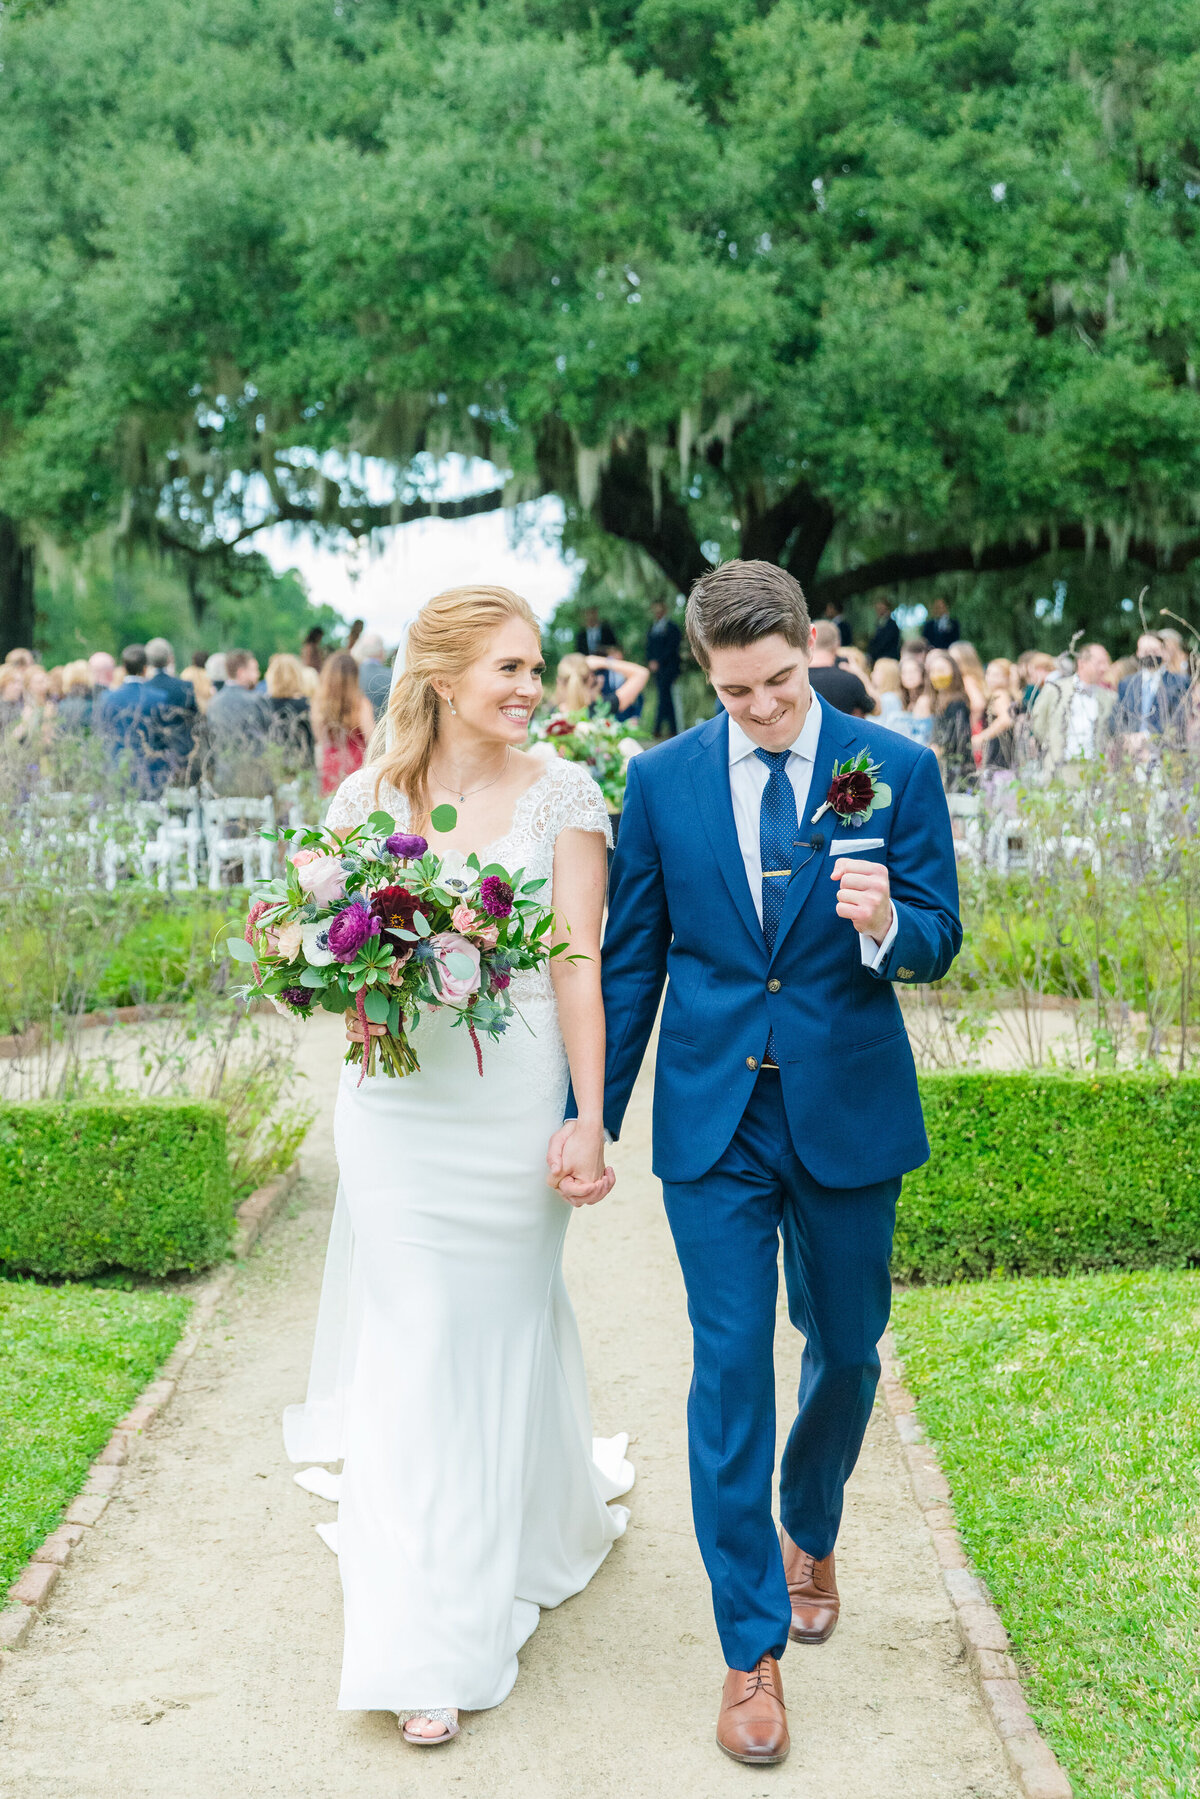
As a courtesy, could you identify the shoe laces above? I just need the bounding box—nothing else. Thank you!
[746,1658,778,1700]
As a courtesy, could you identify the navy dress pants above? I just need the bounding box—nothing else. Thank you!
[660,1070,899,1672]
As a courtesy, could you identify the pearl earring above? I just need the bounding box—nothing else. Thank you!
[448,700,457,714]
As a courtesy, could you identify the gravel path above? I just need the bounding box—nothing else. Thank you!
[0,1015,1017,1798]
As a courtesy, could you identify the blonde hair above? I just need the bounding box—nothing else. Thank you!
[61,659,92,696]
[872,656,902,697]
[555,652,594,714]
[181,665,215,711]
[371,586,540,823]
[266,652,306,700]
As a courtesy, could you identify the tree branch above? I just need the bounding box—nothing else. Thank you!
[596,438,710,593]
[155,485,509,558]
[810,525,1200,608]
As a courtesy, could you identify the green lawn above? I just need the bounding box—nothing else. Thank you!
[893,1271,1200,1799]
[0,1278,190,1595]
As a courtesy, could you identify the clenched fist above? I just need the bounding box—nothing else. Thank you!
[830,858,893,944]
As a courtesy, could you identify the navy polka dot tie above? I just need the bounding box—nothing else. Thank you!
[756,747,797,1064]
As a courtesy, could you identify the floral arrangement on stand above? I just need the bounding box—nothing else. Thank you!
[221,804,567,1079]
[527,709,647,812]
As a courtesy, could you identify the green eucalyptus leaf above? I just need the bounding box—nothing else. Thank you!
[442,951,477,978]
[363,989,390,1023]
[412,909,432,938]
[225,936,257,963]
[430,803,458,833]
[299,967,328,988]
[368,810,396,833]
[872,783,893,809]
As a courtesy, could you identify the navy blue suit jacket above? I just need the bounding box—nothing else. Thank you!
[594,704,962,1189]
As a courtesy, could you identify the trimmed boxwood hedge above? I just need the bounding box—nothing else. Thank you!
[898,1073,1200,1284]
[0,1101,235,1277]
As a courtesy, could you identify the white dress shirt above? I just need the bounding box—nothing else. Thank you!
[726,698,897,968]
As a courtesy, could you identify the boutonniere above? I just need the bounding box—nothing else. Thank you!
[810,749,892,828]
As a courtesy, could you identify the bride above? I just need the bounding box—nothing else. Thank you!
[283,585,633,1745]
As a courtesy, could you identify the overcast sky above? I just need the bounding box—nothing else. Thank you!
[248,455,578,647]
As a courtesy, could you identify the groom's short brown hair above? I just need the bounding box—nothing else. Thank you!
[685,560,812,672]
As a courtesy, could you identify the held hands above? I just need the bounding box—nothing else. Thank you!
[546,1120,616,1209]
[345,1010,388,1044]
[830,858,893,944]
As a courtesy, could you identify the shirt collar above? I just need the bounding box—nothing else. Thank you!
[728,693,823,766]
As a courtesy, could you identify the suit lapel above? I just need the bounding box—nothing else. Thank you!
[768,701,857,968]
[687,715,763,950]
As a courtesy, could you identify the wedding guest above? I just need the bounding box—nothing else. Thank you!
[821,599,853,647]
[88,649,116,694]
[646,599,683,737]
[0,665,24,733]
[923,649,975,789]
[55,660,95,732]
[206,648,272,794]
[949,641,988,725]
[1112,631,1189,756]
[838,644,876,691]
[145,636,198,786]
[884,650,934,747]
[1030,642,1117,771]
[206,650,229,690]
[870,658,905,726]
[97,643,174,795]
[575,604,622,657]
[180,664,215,712]
[976,658,1020,773]
[866,597,901,662]
[313,650,375,794]
[1158,627,1190,676]
[266,652,316,767]
[301,625,325,675]
[807,621,872,716]
[3,647,33,670]
[553,652,649,721]
[354,631,393,720]
[921,595,961,651]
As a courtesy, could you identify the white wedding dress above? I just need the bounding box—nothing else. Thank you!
[283,754,633,1715]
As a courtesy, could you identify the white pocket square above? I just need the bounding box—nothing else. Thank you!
[829,837,885,854]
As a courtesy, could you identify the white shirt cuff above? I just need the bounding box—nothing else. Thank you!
[860,903,898,971]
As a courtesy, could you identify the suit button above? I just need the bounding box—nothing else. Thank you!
[745,1056,759,1071]
[767,978,781,993]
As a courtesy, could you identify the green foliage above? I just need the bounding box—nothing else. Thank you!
[0,1276,190,1595]
[898,1073,1200,1282]
[893,1270,1200,1797]
[4,0,1200,640]
[0,1100,235,1276]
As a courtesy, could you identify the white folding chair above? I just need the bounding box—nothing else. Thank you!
[202,796,276,889]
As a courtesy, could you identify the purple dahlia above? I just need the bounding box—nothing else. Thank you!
[280,986,313,1009]
[479,875,514,919]
[326,900,381,963]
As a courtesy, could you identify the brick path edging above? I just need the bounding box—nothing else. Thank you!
[879,1327,1074,1799]
[0,1161,300,1658]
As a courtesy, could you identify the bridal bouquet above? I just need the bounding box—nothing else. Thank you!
[528,710,645,811]
[222,804,565,1079]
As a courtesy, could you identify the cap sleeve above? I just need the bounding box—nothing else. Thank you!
[552,759,613,848]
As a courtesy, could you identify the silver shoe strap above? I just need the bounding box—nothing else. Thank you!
[399,1709,456,1729]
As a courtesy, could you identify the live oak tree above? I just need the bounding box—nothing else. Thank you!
[2,0,1200,651]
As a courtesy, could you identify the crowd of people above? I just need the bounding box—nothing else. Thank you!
[2,593,1195,804]
[806,599,1198,790]
[0,625,396,798]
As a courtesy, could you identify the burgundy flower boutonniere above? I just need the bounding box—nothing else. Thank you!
[810,749,892,828]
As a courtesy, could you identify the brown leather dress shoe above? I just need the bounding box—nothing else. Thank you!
[716,1656,789,1764]
[780,1525,840,1644]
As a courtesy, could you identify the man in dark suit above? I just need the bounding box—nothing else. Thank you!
[645,600,683,737]
[145,636,198,785]
[920,597,961,652]
[821,600,853,647]
[98,644,175,795]
[576,605,621,657]
[867,599,901,663]
[1113,631,1190,754]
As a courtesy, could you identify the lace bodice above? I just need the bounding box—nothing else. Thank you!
[325,753,612,1017]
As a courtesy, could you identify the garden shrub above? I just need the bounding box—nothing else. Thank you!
[0,1100,235,1276]
[899,1073,1200,1283]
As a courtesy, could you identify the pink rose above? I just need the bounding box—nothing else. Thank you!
[429,931,482,1002]
[451,901,476,934]
[473,922,499,950]
[293,852,348,907]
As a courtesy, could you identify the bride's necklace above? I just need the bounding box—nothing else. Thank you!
[431,746,510,805]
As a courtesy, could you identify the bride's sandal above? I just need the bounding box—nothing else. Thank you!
[399,1709,459,1746]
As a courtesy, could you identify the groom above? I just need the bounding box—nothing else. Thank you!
[553,560,961,1764]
